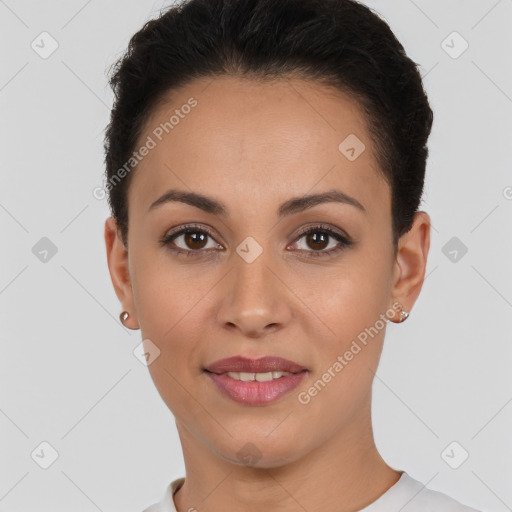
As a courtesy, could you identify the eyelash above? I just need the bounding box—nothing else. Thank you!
[159,223,353,259]
[160,224,353,258]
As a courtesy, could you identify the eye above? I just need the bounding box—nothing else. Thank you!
[160,223,353,259]
[160,223,222,257]
[289,224,353,257]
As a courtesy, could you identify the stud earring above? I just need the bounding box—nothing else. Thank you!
[120,311,130,325]
[397,306,409,323]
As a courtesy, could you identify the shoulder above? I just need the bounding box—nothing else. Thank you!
[142,477,185,512]
[388,472,482,512]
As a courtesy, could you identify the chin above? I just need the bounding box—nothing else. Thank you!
[213,433,307,469]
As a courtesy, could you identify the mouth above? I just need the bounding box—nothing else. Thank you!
[203,356,308,405]
[206,370,297,381]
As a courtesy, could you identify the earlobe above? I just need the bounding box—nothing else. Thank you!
[104,217,139,328]
[389,211,431,319]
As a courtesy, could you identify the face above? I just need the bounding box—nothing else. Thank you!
[105,75,430,468]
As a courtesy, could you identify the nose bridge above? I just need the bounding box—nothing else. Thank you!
[217,236,291,336]
[233,239,277,308]
[235,242,272,297]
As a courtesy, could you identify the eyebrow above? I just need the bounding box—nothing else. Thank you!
[148,188,366,217]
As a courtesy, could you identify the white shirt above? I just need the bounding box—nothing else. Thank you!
[142,471,481,512]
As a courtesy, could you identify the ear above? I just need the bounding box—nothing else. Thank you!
[389,211,431,321]
[104,216,139,329]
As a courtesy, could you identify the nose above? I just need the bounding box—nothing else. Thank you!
[216,248,293,339]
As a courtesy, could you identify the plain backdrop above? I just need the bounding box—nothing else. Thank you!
[0,0,511,511]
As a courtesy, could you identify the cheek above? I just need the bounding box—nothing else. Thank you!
[298,249,392,399]
[304,256,391,340]
[130,249,203,338]
[296,274,388,425]
[131,255,213,375]
[140,281,206,415]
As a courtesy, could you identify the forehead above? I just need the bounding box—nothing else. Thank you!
[128,75,389,218]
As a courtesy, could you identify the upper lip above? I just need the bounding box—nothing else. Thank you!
[205,356,307,374]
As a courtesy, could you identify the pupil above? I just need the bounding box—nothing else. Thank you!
[307,232,328,250]
[186,232,206,249]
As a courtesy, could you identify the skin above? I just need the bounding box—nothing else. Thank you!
[105,75,430,512]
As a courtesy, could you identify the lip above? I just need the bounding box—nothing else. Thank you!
[204,356,308,406]
[204,356,307,374]
[205,370,308,405]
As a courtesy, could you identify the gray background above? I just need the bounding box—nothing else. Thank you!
[1,0,511,511]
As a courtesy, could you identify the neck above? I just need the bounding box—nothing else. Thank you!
[173,402,401,512]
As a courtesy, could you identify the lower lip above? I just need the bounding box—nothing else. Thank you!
[205,370,308,405]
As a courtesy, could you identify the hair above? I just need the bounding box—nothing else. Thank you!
[104,0,433,253]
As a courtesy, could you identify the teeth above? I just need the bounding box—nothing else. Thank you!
[225,371,293,381]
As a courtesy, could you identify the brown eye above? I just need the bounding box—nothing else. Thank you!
[161,224,221,256]
[292,225,353,257]
[182,231,208,250]
[304,231,329,251]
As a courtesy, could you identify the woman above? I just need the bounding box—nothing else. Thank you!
[103,0,481,510]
